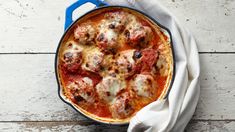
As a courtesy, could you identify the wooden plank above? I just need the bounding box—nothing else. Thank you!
[0,121,234,132]
[185,120,235,132]
[0,122,128,132]
[160,0,235,52]
[0,54,234,121]
[0,0,234,53]
[194,54,235,120]
[0,54,87,121]
[0,0,93,53]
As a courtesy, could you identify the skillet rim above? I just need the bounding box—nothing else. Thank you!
[55,5,176,125]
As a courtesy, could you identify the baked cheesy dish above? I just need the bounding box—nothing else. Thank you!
[57,7,174,123]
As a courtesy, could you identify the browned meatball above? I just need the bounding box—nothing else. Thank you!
[104,11,128,32]
[114,50,136,78]
[110,92,134,119]
[74,22,96,45]
[81,47,104,73]
[124,21,153,48]
[68,77,95,103]
[130,74,157,98]
[96,28,118,53]
[96,75,126,103]
[61,41,83,73]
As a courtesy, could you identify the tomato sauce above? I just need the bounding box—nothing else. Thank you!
[156,76,167,98]
[86,102,112,118]
[58,8,172,120]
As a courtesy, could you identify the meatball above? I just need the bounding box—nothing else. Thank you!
[114,50,136,78]
[67,77,95,103]
[156,44,170,76]
[134,49,158,73]
[96,75,126,103]
[131,74,157,98]
[82,48,104,73]
[156,54,169,76]
[61,41,83,73]
[99,54,115,77]
[74,22,96,45]
[104,11,129,32]
[110,92,134,119]
[124,21,153,48]
[96,28,118,53]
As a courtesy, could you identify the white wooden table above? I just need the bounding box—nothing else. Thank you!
[0,0,235,131]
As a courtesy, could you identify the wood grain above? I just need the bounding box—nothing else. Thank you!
[186,120,235,132]
[0,54,87,121]
[0,0,234,53]
[194,54,235,120]
[0,121,234,132]
[0,0,235,131]
[0,54,234,121]
[161,0,235,52]
[0,122,128,132]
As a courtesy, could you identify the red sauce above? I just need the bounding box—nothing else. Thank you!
[140,49,158,72]
[156,76,167,98]
[86,102,112,117]
[133,49,158,73]
[58,9,171,120]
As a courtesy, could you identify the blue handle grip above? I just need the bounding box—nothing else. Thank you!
[65,0,108,30]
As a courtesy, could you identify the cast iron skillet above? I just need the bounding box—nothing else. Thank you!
[55,0,175,125]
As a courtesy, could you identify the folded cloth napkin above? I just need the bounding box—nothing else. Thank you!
[102,0,200,131]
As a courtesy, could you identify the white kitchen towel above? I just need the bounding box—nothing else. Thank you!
[102,0,200,132]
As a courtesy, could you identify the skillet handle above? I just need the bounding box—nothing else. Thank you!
[64,0,108,30]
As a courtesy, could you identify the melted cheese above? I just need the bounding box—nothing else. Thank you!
[63,41,83,54]
[110,92,133,118]
[120,50,135,65]
[74,22,96,45]
[96,19,121,52]
[124,17,153,47]
[106,29,117,42]
[97,21,118,49]
[99,54,115,77]
[78,77,94,103]
[131,74,156,97]
[67,77,95,103]
[156,43,171,76]
[81,47,104,72]
[61,41,84,72]
[96,75,126,103]
[115,50,135,77]
[82,77,93,86]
